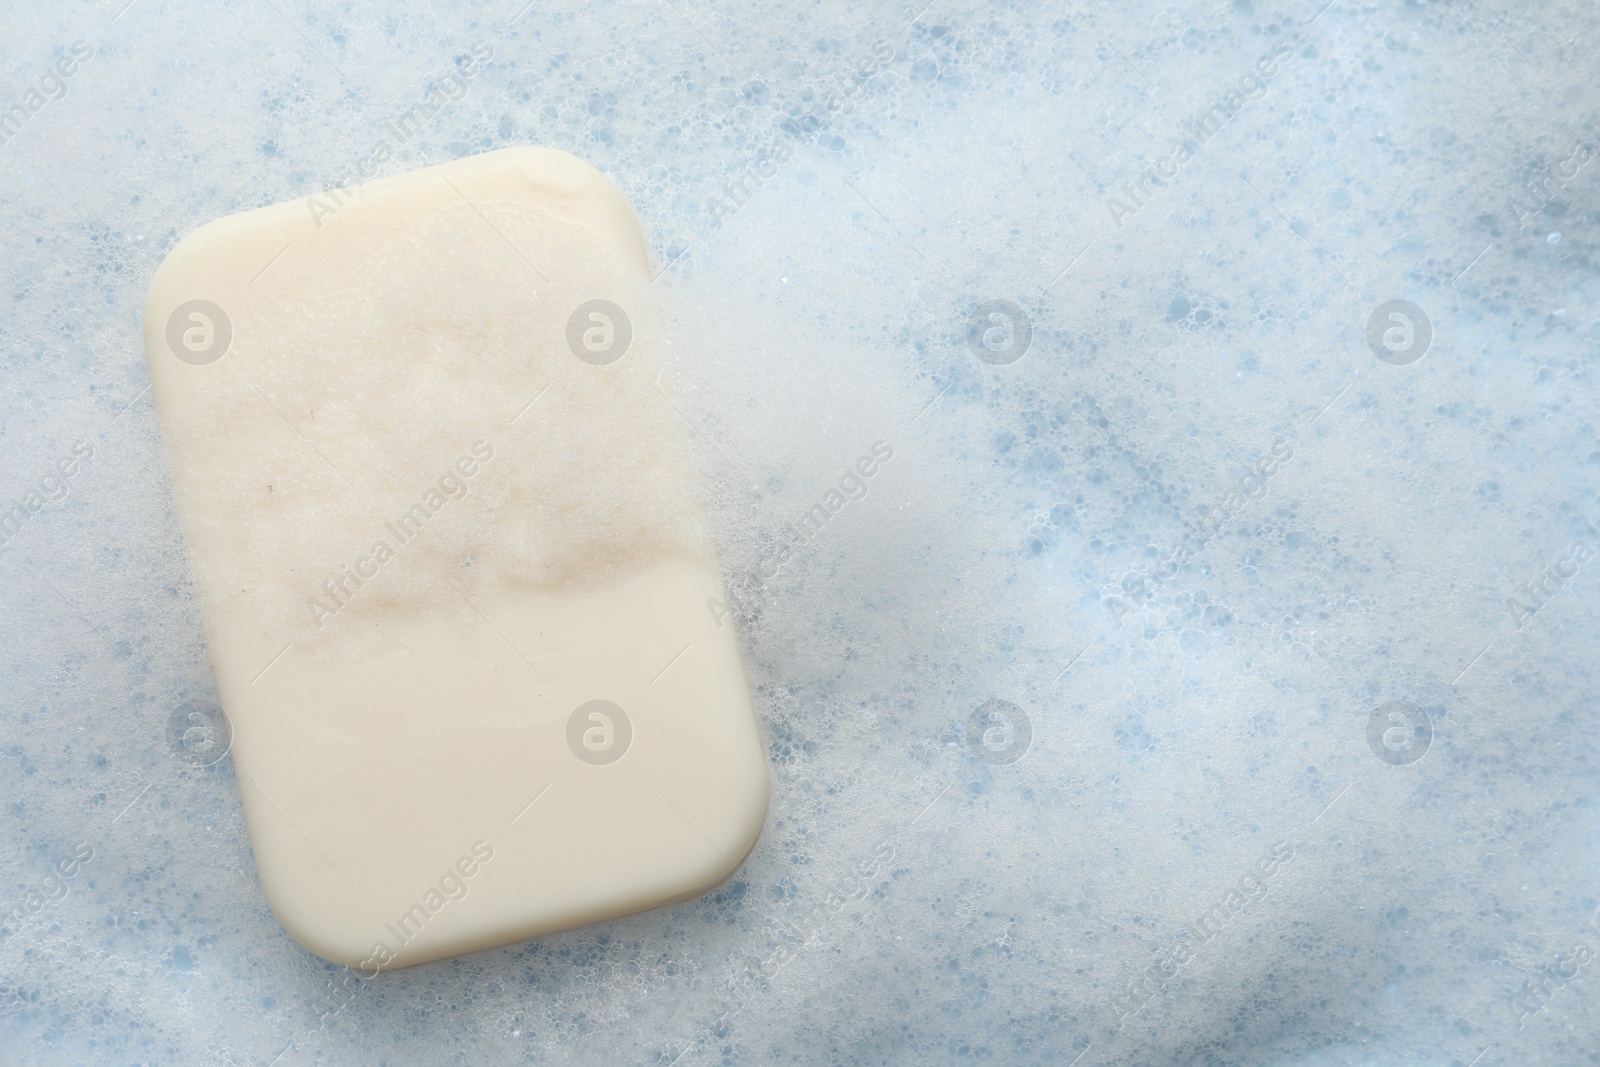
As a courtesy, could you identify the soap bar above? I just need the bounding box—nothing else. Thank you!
[141,148,769,971]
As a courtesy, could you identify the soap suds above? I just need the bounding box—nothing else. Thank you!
[2,0,1598,1064]
[157,194,712,651]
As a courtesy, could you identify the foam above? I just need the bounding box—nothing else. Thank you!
[3,0,1599,1064]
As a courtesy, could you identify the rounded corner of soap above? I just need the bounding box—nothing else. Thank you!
[655,760,770,911]
[682,816,769,909]
[733,788,772,871]
[141,220,227,345]
[721,758,774,874]
[498,144,604,193]
[148,215,228,284]
[494,145,652,275]
[261,890,373,972]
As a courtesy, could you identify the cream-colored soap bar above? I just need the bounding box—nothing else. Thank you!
[142,147,768,971]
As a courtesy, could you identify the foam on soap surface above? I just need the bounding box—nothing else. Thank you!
[152,156,708,652]
[2,0,1599,1064]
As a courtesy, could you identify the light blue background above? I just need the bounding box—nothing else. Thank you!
[2,0,1597,1064]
